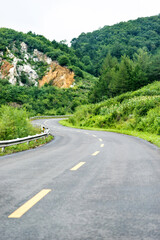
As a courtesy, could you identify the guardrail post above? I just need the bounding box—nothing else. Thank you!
[1,147,5,153]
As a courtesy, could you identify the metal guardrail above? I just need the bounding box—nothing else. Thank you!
[0,129,50,152]
[30,115,72,120]
[0,115,69,152]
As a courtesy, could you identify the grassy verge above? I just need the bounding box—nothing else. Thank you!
[0,135,53,156]
[60,120,160,148]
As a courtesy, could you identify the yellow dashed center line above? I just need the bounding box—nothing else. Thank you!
[8,189,51,218]
[101,144,104,148]
[92,151,100,156]
[70,162,86,171]
[99,138,103,142]
[92,135,97,137]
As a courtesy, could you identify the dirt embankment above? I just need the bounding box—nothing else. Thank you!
[0,61,13,77]
[39,62,75,88]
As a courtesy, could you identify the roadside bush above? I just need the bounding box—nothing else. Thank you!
[0,105,38,140]
[136,107,160,134]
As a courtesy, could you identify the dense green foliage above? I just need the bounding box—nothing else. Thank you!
[68,81,160,135]
[0,105,38,140]
[71,15,160,76]
[89,48,160,102]
[0,71,97,116]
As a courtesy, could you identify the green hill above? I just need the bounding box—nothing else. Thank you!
[0,28,86,72]
[0,28,96,86]
[71,15,160,76]
[0,28,97,115]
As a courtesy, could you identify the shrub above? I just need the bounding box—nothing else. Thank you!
[68,65,84,78]
[0,105,38,140]
[58,55,70,66]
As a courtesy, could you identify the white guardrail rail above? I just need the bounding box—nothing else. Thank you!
[0,129,50,153]
[30,115,72,120]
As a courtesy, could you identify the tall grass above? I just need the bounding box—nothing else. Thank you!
[68,81,160,136]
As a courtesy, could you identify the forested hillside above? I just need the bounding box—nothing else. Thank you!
[0,80,92,116]
[71,15,160,76]
[89,49,160,103]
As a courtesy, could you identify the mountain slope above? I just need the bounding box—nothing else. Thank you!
[68,81,160,139]
[71,15,160,76]
[0,29,98,116]
[0,28,91,87]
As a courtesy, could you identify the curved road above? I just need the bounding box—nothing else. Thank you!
[0,119,160,240]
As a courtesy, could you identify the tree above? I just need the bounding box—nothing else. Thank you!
[148,49,160,82]
[113,55,133,95]
[89,54,118,102]
[58,55,70,66]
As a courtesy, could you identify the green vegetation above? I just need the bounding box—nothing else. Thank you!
[33,61,49,80]
[0,105,53,155]
[0,72,97,116]
[0,105,39,140]
[89,49,160,102]
[71,15,160,76]
[58,55,70,66]
[65,81,160,146]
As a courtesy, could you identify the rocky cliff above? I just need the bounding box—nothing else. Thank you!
[0,42,75,88]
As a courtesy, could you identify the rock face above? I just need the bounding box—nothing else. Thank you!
[0,58,38,86]
[0,60,13,77]
[20,42,27,53]
[8,58,18,85]
[39,63,75,88]
[0,60,17,85]
[33,49,52,65]
[0,42,75,88]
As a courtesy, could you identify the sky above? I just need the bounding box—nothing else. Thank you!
[0,0,160,44]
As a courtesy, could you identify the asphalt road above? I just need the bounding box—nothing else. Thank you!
[0,119,160,240]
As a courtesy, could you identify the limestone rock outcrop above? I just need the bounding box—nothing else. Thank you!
[33,49,52,65]
[0,42,75,88]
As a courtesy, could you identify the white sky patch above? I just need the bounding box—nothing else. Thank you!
[0,0,159,44]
